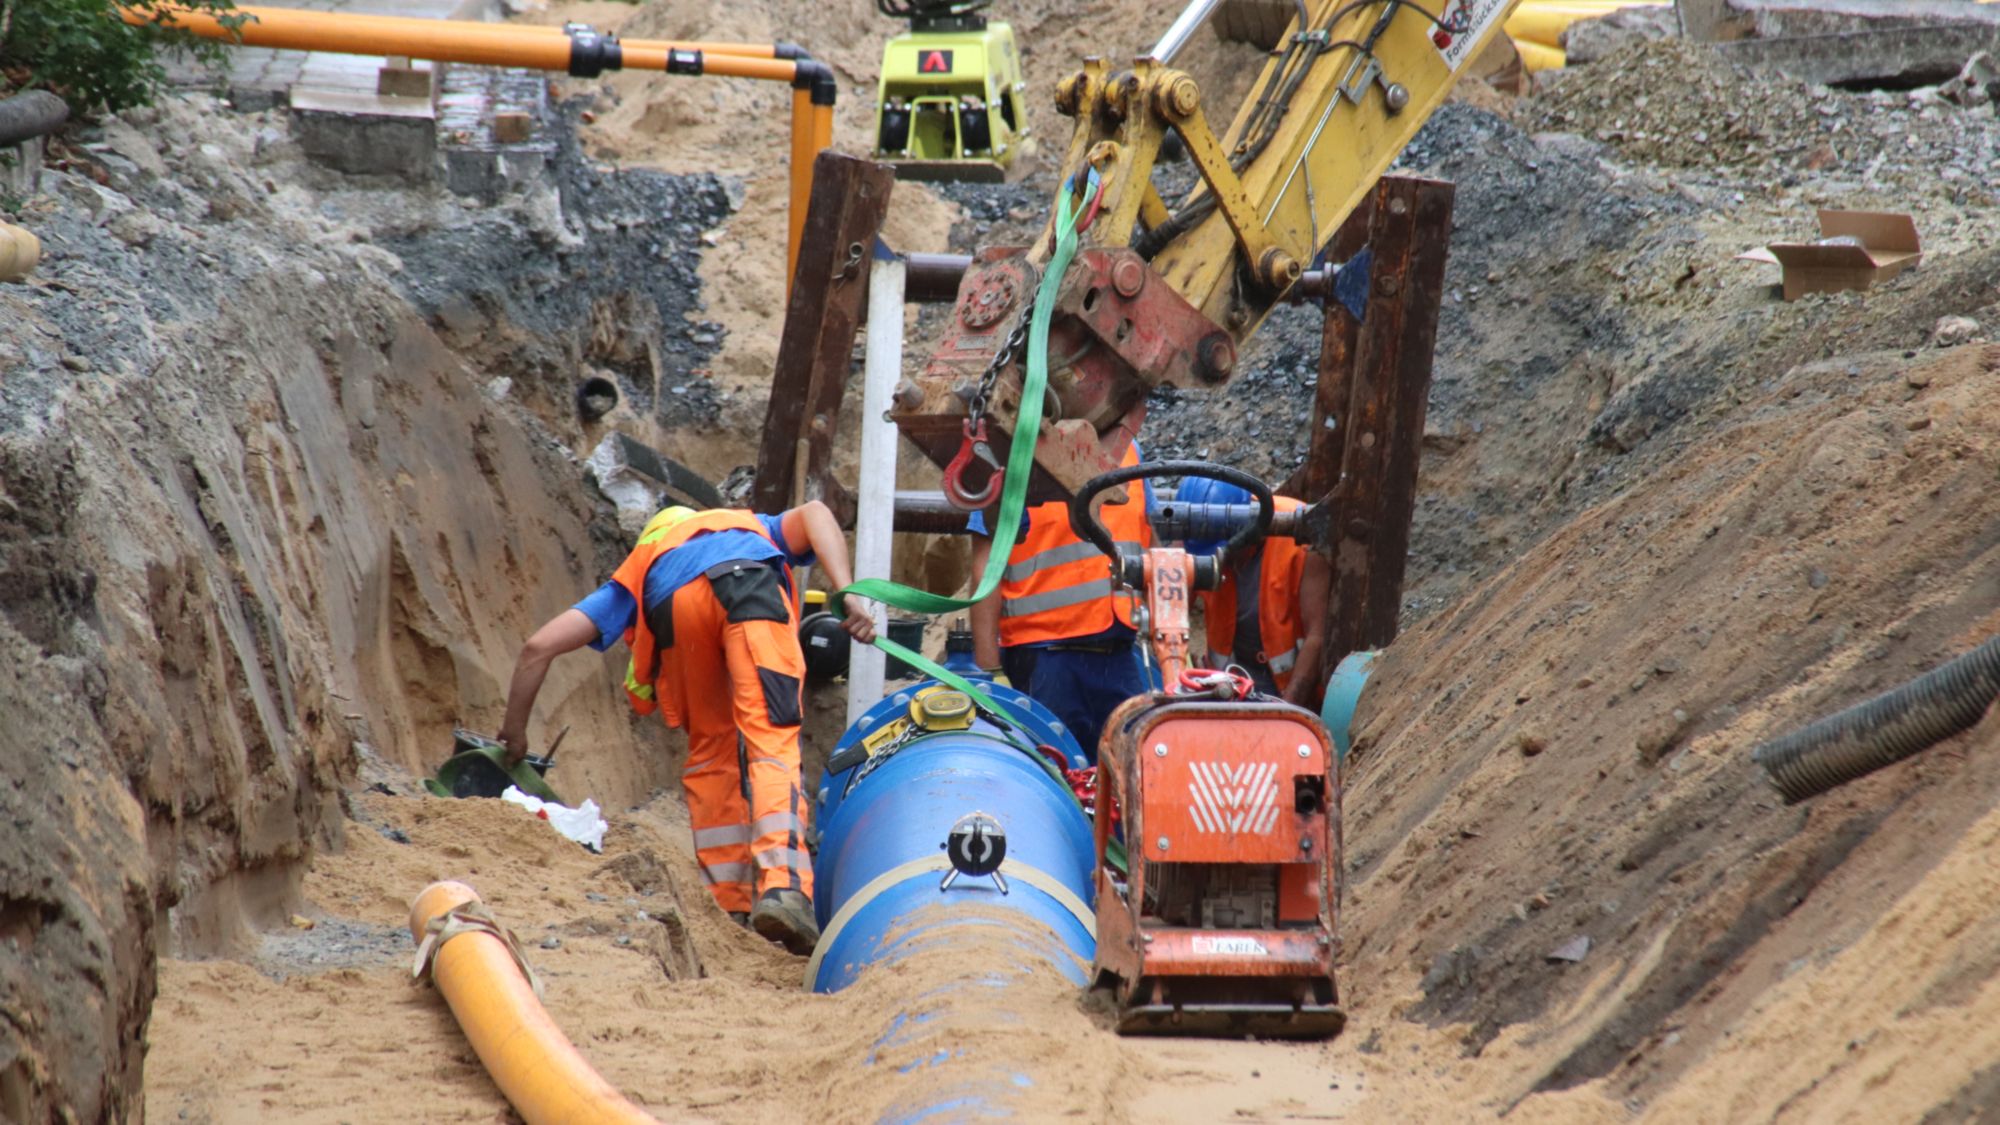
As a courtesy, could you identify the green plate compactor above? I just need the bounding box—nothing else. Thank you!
[874,0,1033,182]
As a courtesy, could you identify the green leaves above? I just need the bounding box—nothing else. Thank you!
[2,0,243,114]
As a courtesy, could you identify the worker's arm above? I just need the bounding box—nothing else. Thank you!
[778,500,875,642]
[498,609,601,765]
[1282,551,1333,708]
[968,534,1005,675]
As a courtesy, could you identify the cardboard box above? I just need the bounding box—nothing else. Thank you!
[1736,210,1922,301]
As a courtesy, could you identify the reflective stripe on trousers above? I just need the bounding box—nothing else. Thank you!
[692,824,752,849]
[699,815,807,856]
[752,846,814,873]
[700,861,753,886]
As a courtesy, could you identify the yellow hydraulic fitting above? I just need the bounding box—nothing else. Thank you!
[1258,247,1302,289]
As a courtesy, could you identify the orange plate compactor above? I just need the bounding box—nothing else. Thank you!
[1070,460,1343,1038]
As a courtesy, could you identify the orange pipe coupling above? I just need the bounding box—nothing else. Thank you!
[409,881,657,1125]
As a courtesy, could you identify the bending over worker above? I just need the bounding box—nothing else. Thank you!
[968,435,1155,761]
[1178,475,1332,708]
[498,502,874,954]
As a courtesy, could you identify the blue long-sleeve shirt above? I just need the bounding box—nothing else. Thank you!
[570,513,813,651]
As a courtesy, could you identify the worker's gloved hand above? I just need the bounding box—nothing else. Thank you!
[981,667,1012,689]
[497,729,529,767]
[841,597,878,644]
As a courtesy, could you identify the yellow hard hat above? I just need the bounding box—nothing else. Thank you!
[638,506,698,546]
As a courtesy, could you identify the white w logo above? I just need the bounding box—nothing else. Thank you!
[1186,762,1280,835]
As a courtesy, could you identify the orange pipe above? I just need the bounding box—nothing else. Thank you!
[456,19,793,57]
[409,881,657,1125]
[136,4,794,60]
[788,88,815,285]
[132,4,575,68]
[619,45,797,82]
[0,222,40,283]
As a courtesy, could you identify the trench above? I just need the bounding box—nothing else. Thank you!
[11,18,2000,1121]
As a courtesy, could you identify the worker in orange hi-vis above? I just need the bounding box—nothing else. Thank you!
[1176,475,1333,709]
[498,502,874,954]
[967,431,1158,763]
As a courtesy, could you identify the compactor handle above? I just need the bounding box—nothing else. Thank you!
[1068,459,1273,583]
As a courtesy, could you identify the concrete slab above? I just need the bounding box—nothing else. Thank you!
[1715,24,2000,86]
[289,88,437,177]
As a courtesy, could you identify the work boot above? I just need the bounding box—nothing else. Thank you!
[749,888,819,954]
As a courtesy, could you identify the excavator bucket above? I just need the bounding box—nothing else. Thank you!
[874,19,1035,183]
[1210,0,1300,50]
[1092,696,1345,1039]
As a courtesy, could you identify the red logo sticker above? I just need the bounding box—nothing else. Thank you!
[919,49,954,74]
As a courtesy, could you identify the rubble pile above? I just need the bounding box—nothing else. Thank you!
[1535,39,2000,202]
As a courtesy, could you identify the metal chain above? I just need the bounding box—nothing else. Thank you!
[967,302,1034,427]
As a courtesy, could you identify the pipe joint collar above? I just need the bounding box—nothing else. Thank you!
[793,58,838,104]
[565,27,623,77]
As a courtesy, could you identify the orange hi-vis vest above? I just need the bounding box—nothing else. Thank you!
[610,509,789,720]
[997,443,1152,647]
[1200,495,1308,689]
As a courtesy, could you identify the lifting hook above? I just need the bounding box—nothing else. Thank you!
[942,417,1005,510]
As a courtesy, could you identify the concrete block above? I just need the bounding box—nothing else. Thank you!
[442,141,553,201]
[289,88,437,178]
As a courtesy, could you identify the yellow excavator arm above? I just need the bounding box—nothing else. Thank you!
[890,0,1519,500]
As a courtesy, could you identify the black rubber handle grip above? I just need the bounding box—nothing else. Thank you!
[1067,459,1274,565]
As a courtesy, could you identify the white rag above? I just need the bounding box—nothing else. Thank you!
[501,786,608,853]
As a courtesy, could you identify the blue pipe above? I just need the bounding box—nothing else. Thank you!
[808,678,1099,1119]
[1320,649,1378,762]
[809,679,1095,992]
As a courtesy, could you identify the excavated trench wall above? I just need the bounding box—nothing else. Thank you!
[0,96,717,1119]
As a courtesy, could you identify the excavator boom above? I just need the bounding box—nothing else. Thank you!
[891,0,1520,500]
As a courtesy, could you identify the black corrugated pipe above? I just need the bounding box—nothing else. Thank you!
[1753,634,2000,802]
[0,90,69,148]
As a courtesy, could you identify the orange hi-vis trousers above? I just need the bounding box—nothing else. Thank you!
[658,565,813,914]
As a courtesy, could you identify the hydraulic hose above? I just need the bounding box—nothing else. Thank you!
[1752,634,2000,803]
[409,881,657,1125]
[0,90,69,148]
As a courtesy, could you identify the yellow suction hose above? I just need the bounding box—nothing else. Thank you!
[409,881,658,1125]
